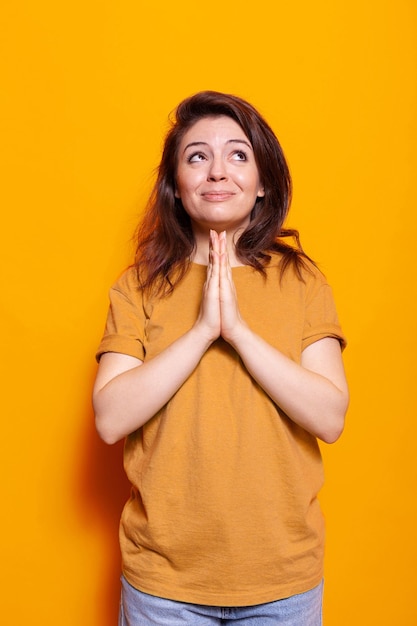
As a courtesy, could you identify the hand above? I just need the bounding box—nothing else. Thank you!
[194,230,246,345]
[217,231,246,344]
[194,230,222,342]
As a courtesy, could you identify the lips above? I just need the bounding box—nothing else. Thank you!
[201,191,236,201]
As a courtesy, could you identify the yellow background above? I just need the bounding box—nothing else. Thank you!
[1,1,416,624]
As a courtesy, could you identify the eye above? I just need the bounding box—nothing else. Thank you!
[187,152,207,163]
[232,150,248,161]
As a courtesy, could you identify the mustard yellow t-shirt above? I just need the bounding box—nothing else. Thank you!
[96,256,346,607]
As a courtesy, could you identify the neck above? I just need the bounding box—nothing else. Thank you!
[191,229,245,267]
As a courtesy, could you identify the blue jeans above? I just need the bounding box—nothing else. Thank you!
[118,576,323,625]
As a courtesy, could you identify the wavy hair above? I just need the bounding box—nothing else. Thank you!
[134,90,312,295]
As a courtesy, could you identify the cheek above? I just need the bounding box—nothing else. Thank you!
[238,170,262,193]
[175,171,202,198]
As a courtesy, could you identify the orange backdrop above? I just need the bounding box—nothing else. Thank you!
[1,1,416,624]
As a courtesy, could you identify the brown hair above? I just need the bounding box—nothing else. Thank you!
[134,90,312,295]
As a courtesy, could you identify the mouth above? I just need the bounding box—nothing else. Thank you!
[201,192,235,201]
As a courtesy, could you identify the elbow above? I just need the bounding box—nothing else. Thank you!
[320,419,345,444]
[93,391,124,445]
[319,396,349,444]
[95,414,122,445]
[93,399,123,445]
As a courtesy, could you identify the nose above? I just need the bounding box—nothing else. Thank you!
[207,156,228,182]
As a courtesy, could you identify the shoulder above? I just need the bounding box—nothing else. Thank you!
[266,253,327,288]
[299,257,327,286]
[110,265,141,297]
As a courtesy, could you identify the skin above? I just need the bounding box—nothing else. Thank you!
[93,116,349,445]
[175,115,264,264]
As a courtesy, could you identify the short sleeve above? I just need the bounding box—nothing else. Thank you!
[95,268,146,362]
[302,269,347,352]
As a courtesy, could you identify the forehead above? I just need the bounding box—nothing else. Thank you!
[179,115,250,146]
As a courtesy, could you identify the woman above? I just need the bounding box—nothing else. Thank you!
[93,90,349,625]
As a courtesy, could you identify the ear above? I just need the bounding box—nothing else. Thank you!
[257,184,265,198]
[174,188,180,198]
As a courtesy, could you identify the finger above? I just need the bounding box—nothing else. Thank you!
[207,230,217,276]
[210,229,221,258]
[205,232,219,292]
[210,230,222,279]
[218,231,232,282]
[219,230,226,255]
[224,235,233,281]
[218,231,226,269]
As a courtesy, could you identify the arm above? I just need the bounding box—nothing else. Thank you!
[93,247,223,445]
[93,327,212,444]
[215,231,349,443]
[227,331,348,443]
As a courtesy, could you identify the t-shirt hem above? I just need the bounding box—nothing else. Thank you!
[122,569,324,608]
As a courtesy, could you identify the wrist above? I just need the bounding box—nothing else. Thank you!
[190,320,219,350]
[222,319,250,349]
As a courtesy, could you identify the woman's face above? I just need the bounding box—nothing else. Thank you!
[175,116,264,236]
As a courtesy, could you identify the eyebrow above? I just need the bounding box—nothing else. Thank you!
[182,139,253,154]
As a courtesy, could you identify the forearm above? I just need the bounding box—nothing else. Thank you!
[227,326,349,443]
[94,326,213,444]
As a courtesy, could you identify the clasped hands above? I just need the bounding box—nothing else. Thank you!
[195,229,246,346]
